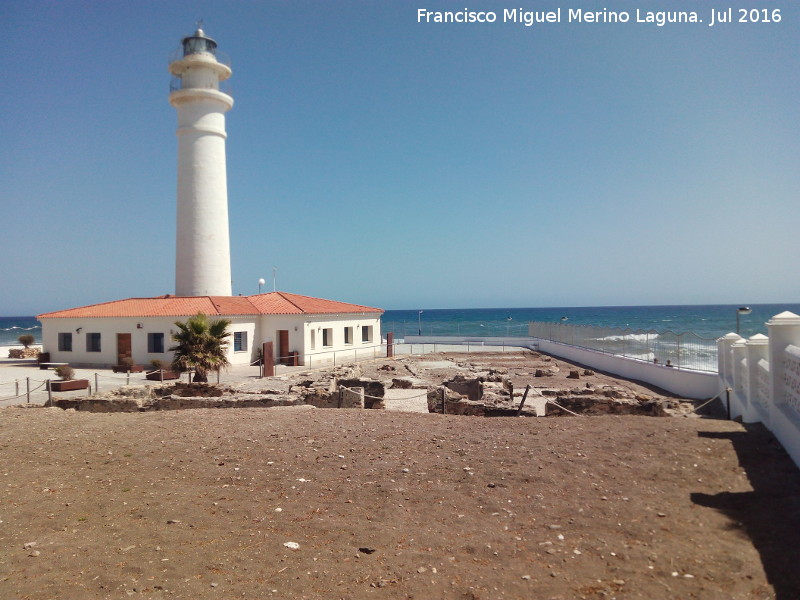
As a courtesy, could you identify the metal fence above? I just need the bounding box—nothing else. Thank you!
[528,322,718,373]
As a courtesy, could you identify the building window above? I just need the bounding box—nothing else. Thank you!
[362,326,373,343]
[234,331,248,352]
[58,333,72,352]
[148,333,165,353]
[344,327,353,345]
[309,329,316,350]
[86,333,101,352]
[322,328,333,347]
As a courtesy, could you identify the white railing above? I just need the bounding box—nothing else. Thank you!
[717,313,800,469]
[756,359,770,408]
[528,321,718,372]
[784,344,800,415]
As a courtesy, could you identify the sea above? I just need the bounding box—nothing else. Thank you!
[380,303,800,341]
[3,303,798,346]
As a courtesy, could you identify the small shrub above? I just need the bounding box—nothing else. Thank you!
[18,334,35,348]
[55,365,75,381]
[150,359,168,370]
[119,357,135,368]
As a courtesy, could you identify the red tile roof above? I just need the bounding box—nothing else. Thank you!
[37,292,383,319]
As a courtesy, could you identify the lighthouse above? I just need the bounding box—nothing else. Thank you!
[169,26,234,297]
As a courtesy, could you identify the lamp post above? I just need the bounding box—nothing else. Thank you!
[418,310,424,336]
[736,306,752,335]
[258,278,265,294]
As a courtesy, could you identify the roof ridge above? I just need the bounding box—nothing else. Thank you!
[274,291,305,314]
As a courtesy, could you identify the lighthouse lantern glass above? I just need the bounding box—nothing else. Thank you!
[183,36,217,57]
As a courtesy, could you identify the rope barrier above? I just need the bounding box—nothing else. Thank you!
[339,385,428,403]
[690,390,726,414]
[0,380,47,402]
[0,377,49,386]
[544,398,584,417]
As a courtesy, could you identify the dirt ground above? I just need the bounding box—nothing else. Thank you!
[1,354,800,599]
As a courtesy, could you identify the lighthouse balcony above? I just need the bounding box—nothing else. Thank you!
[170,76,232,96]
[169,45,230,68]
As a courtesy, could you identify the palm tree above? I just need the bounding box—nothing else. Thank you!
[169,313,231,383]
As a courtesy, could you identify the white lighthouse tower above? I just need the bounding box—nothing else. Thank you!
[169,26,234,297]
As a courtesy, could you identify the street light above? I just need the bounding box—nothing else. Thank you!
[736,306,752,334]
[258,278,266,294]
[418,310,424,336]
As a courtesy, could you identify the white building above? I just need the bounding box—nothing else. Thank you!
[38,292,382,369]
[36,28,384,370]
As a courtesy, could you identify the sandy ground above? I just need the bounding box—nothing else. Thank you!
[2,348,800,599]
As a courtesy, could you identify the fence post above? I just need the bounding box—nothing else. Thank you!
[96,373,100,394]
[766,311,800,411]
[15,379,19,397]
[26,378,30,403]
[516,384,531,416]
[46,380,52,406]
[126,372,130,385]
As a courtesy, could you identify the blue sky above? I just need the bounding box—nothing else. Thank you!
[2,1,798,315]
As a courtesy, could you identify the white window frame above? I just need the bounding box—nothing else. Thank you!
[233,331,248,353]
[148,332,165,353]
[58,332,72,352]
[86,333,101,353]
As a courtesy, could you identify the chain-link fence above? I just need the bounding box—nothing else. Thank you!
[528,322,718,372]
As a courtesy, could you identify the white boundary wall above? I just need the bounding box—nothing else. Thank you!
[718,311,800,469]
[403,335,719,399]
[534,339,719,400]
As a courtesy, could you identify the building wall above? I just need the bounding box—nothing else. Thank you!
[255,314,382,367]
[41,313,383,369]
[41,316,260,368]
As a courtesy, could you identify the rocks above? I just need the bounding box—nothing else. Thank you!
[443,375,482,401]
[545,394,668,417]
[390,378,413,389]
[8,347,41,359]
[567,370,581,379]
[336,379,385,409]
[427,386,463,413]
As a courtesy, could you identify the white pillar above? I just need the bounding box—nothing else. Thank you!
[767,311,800,409]
[169,28,234,297]
[745,333,769,422]
[730,339,748,419]
[717,332,742,385]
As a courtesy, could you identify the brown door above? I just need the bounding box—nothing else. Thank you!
[117,333,132,365]
[278,330,289,365]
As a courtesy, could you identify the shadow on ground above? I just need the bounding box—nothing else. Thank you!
[692,424,800,600]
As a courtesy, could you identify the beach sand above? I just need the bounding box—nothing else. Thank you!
[1,348,799,598]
